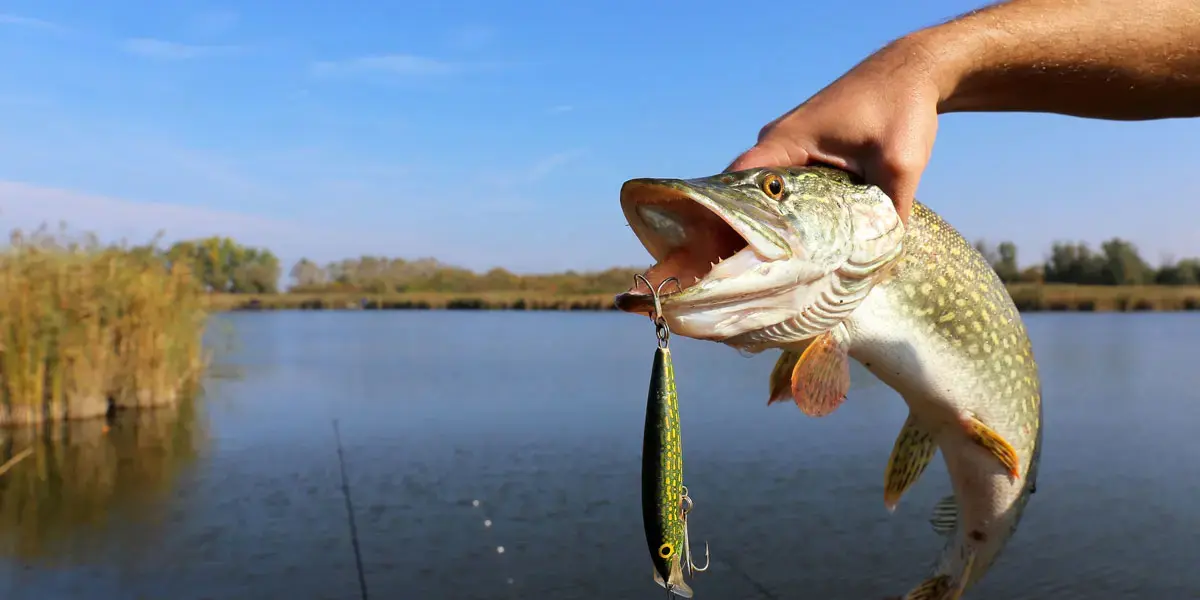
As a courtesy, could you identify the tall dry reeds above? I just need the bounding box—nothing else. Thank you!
[0,226,210,428]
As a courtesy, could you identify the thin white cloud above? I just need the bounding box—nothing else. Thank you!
[191,9,239,36]
[525,149,586,182]
[311,54,460,77]
[446,24,495,51]
[548,104,574,114]
[480,149,588,188]
[0,180,310,250]
[122,38,241,60]
[0,13,66,32]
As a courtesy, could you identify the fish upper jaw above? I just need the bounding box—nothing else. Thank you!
[613,176,810,321]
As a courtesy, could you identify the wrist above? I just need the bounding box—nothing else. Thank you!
[896,22,989,114]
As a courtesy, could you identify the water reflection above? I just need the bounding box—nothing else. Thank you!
[0,401,207,564]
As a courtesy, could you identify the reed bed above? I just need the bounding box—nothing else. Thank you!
[0,228,210,428]
[207,284,1200,313]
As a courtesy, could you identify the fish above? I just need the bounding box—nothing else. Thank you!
[639,302,708,598]
[614,165,1042,600]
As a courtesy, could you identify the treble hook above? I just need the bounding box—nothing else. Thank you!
[632,274,682,348]
[680,485,711,574]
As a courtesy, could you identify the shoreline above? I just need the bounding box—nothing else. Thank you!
[205,284,1200,313]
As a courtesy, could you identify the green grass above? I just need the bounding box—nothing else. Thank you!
[206,284,1200,313]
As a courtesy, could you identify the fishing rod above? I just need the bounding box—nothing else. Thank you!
[332,418,370,600]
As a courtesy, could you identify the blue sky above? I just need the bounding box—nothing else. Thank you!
[2,0,1198,275]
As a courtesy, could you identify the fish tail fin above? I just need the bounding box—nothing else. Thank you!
[652,557,694,598]
[902,549,976,600]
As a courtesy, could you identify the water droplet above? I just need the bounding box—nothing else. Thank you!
[497,546,505,554]
[507,578,514,585]
[484,519,492,527]
[472,499,480,507]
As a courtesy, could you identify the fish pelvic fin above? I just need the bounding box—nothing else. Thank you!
[883,411,938,511]
[928,494,957,537]
[788,326,851,417]
[767,348,803,405]
[652,556,694,598]
[961,414,1021,478]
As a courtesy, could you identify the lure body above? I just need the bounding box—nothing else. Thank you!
[641,344,693,599]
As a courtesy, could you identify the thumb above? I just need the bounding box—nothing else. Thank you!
[724,141,808,173]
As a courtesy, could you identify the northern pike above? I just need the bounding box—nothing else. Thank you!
[614,166,1042,600]
[639,291,708,598]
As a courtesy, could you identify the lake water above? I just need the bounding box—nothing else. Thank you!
[0,311,1198,600]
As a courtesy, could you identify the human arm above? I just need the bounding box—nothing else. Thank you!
[929,0,1200,119]
[727,0,1200,224]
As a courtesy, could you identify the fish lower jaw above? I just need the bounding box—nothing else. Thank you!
[664,277,850,347]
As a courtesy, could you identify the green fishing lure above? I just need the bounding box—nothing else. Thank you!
[637,275,709,598]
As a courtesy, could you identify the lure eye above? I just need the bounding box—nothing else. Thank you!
[761,173,784,199]
[658,543,674,558]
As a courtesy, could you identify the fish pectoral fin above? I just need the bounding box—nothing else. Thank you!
[789,326,851,417]
[928,494,957,536]
[767,348,804,405]
[883,412,938,511]
[961,414,1021,478]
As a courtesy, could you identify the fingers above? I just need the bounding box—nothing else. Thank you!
[862,160,918,225]
[724,140,809,173]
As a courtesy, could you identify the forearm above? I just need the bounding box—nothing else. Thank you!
[909,0,1200,120]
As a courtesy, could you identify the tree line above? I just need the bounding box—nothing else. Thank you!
[280,236,1200,295]
[973,238,1200,286]
[102,234,1197,296]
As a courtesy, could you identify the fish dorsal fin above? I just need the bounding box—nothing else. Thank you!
[767,348,804,405]
[883,412,938,511]
[961,414,1021,479]
[929,494,958,537]
[788,325,851,417]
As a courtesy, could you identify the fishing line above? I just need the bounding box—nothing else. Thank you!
[332,419,370,600]
[718,555,781,600]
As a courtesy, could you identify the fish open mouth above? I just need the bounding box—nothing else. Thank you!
[613,178,784,316]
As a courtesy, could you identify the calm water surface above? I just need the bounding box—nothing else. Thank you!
[1,311,1198,599]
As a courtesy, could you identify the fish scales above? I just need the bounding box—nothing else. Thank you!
[852,201,1043,588]
[614,165,1044,600]
[877,202,1041,464]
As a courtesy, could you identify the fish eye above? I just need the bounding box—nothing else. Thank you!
[761,173,784,199]
[658,543,674,558]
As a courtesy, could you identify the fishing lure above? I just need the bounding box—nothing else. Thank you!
[636,274,710,599]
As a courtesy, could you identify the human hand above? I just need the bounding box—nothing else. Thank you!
[725,38,944,225]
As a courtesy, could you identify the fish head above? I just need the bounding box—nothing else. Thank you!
[614,165,905,350]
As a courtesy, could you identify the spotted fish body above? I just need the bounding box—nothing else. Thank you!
[614,166,1043,600]
[847,202,1043,599]
[641,344,693,599]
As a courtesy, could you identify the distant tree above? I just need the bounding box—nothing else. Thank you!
[1155,258,1200,285]
[289,258,328,289]
[166,236,280,293]
[1045,241,1104,284]
[1098,238,1152,285]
